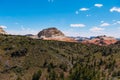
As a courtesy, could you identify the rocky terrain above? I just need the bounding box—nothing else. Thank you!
[0,27,7,34]
[82,35,117,46]
[37,27,77,42]
[38,27,65,38]
[115,40,120,44]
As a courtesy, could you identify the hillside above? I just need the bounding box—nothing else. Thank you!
[0,35,120,80]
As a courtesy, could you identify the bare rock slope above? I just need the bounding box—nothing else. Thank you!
[82,35,117,46]
[38,27,76,42]
[0,27,7,34]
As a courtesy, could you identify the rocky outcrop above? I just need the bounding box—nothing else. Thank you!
[82,35,117,46]
[115,41,120,45]
[0,27,7,34]
[41,36,77,42]
[37,27,77,42]
[38,27,65,38]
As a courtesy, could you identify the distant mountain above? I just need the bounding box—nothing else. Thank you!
[71,36,89,41]
[25,34,34,36]
[82,35,117,46]
[37,27,77,42]
[116,38,120,40]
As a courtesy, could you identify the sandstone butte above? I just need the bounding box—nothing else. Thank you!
[37,27,77,42]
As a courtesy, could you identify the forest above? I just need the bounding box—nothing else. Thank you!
[0,34,120,80]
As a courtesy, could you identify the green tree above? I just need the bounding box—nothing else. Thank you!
[32,69,42,80]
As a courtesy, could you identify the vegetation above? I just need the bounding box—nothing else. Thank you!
[0,34,120,80]
[32,69,42,80]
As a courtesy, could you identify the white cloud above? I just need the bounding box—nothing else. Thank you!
[94,4,103,8]
[90,27,104,32]
[0,25,7,29]
[110,7,120,13]
[100,23,110,27]
[79,8,89,11]
[75,11,79,14]
[70,24,85,28]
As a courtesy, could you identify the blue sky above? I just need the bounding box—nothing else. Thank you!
[0,0,120,37]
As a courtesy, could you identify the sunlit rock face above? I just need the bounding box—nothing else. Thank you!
[38,27,77,42]
[0,27,7,34]
[38,27,65,38]
[82,35,117,46]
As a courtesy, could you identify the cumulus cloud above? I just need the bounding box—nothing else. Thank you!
[94,4,103,8]
[110,7,120,13]
[90,27,104,32]
[70,24,86,28]
[0,25,7,29]
[100,23,110,27]
[79,8,89,11]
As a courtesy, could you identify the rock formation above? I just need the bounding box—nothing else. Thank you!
[114,40,120,45]
[0,27,7,34]
[38,27,65,38]
[82,35,117,46]
[37,27,76,42]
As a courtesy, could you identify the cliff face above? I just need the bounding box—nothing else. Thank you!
[37,27,77,42]
[82,35,117,46]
